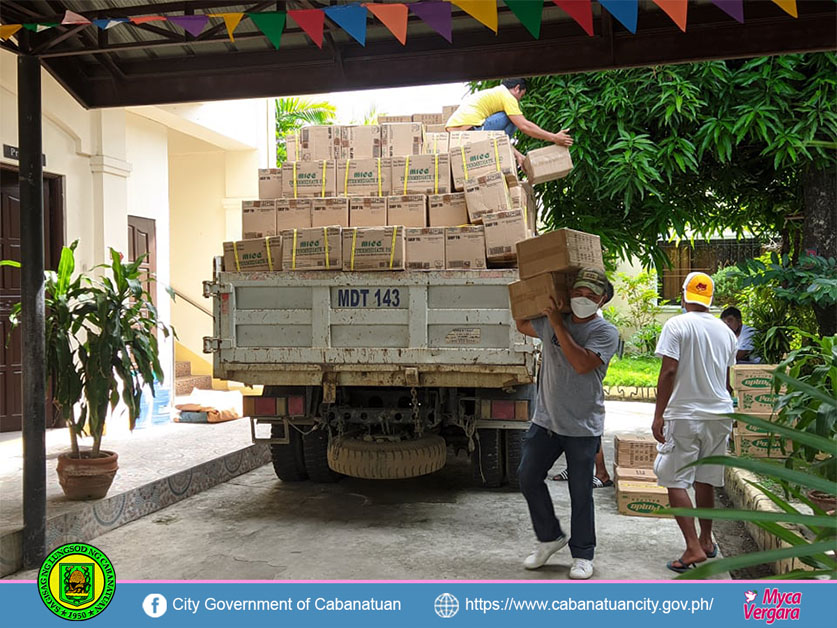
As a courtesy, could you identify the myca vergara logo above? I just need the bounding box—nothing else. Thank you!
[743,588,801,623]
[38,543,115,621]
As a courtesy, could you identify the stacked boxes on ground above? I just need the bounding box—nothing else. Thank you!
[613,435,671,519]
[732,365,789,458]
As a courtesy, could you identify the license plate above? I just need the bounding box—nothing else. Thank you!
[334,287,404,308]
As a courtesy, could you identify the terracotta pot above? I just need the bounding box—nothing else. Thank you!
[806,489,837,515]
[56,450,119,500]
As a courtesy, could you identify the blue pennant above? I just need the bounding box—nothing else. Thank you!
[599,0,638,34]
[323,4,368,46]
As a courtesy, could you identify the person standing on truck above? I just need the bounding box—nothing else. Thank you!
[652,272,737,574]
[514,268,620,580]
[445,78,573,167]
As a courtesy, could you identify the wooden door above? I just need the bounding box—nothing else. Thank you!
[127,216,156,306]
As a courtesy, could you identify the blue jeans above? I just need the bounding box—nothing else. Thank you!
[474,112,517,138]
[518,423,600,560]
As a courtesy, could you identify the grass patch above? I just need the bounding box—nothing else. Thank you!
[604,355,661,388]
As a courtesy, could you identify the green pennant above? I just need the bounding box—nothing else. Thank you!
[22,22,59,33]
[248,11,286,50]
[504,0,542,38]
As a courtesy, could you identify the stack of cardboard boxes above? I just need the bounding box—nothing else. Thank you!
[731,365,789,458]
[613,435,671,518]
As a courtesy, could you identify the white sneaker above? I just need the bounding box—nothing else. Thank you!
[569,558,594,579]
[523,535,568,570]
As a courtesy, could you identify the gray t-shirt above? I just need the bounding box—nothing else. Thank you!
[531,314,620,437]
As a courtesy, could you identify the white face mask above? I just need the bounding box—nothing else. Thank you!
[571,297,600,319]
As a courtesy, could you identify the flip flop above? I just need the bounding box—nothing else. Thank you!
[592,477,614,489]
[551,469,569,481]
[666,559,697,574]
[705,543,718,559]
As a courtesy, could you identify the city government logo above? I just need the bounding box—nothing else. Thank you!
[38,543,115,621]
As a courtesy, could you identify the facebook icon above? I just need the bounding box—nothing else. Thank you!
[142,594,168,618]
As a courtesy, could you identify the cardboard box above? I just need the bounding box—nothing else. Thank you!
[342,226,405,271]
[299,125,341,161]
[445,226,486,270]
[617,481,672,518]
[428,193,468,227]
[377,115,412,124]
[275,198,313,230]
[387,195,427,227]
[340,125,381,159]
[521,182,537,233]
[258,168,282,199]
[463,171,512,223]
[284,132,301,162]
[391,154,451,195]
[423,132,450,155]
[350,197,388,227]
[242,200,277,239]
[516,228,604,279]
[311,197,350,227]
[223,237,282,272]
[733,365,780,391]
[733,433,790,458]
[483,209,527,263]
[614,435,658,469]
[281,226,342,271]
[523,144,574,184]
[281,160,337,198]
[614,466,658,484]
[737,389,781,414]
[442,104,459,120]
[450,136,515,191]
[734,416,790,435]
[508,272,573,320]
[381,123,423,158]
[448,130,507,149]
[425,124,447,134]
[412,113,445,125]
[336,158,391,197]
[405,227,446,271]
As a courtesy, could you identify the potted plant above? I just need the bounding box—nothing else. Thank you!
[9,242,171,500]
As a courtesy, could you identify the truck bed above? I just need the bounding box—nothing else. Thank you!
[204,268,536,388]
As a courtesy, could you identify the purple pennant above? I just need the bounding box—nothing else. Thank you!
[710,0,744,23]
[409,1,452,43]
[168,15,210,37]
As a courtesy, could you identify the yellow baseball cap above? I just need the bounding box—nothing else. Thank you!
[682,271,714,307]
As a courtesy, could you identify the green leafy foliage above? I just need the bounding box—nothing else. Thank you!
[275,97,336,165]
[735,253,837,309]
[613,270,663,356]
[472,53,837,268]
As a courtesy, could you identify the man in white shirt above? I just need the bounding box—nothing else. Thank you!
[652,272,737,574]
[721,306,762,363]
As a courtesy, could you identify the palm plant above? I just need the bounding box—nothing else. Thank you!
[275,97,336,164]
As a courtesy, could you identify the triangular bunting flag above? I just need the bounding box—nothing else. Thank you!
[772,0,798,18]
[92,18,129,30]
[451,0,498,33]
[599,0,638,34]
[324,5,368,46]
[551,0,594,36]
[288,9,325,48]
[168,15,209,37]
[62,10,90,25]
[23,23,59,33]
[249,11,287,50]
[130,16,167,24]
[505,0,543,38]
[652,0,688,32]
[710,0,744,23]
[409,1,452,42]
[0,24,22,40]
[209,13,245,42]
[366,3,409,45]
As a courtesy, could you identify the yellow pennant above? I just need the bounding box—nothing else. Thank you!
[771,0,797,18]
[209,13,244,42]
[0,24,22,40]
[451,0,498,33]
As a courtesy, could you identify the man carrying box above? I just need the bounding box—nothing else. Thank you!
[652,272,737,574]
[445,78,573,167]
[514,268,619,580]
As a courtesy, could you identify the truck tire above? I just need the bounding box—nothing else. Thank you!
[327,435,446,480]
[505,429,524,490]
[472,428,505,488]
[304,429,342,483]
[270,423,308,482]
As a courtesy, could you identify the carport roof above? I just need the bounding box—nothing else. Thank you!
[0,1,835,108]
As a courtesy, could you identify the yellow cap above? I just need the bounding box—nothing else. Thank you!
[683,271,714,307]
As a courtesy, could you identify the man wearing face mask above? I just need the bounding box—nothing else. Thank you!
[514,267,620,580]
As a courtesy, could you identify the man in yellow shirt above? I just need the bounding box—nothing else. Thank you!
[445,78,573,166]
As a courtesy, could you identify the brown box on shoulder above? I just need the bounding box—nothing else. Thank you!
[516,228,604,279]
[508,272,573,320]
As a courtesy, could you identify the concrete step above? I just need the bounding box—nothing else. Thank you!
[175,360,192,377]
[175,374,213,395]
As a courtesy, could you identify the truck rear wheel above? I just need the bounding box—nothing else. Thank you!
[505,429,524,490]
[270,423,308,482]
[327,434,446,480]
[304,428,342,483]
[472,428,505,488]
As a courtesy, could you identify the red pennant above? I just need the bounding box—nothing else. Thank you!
[130,16,167,24]
[288,9,325,48]
[551,0,594,36]
[366,3,409,45]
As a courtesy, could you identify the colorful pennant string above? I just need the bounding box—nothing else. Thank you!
[551,0,594,37]
[61,10,90,26]
[365,3,409,45]
[130,16,167,24]
[248,11,286,50]
[451,0,498,33]
[323,4,368,47]
[92,18,129,30]
[599,0,638,34]
[653,0,688,32]
[0,24,23,40]
[505,0,543,39]
[710,0,744,23]
[23,23,59,33]
[409,0,453,43]
[771,0,797,18]
[288,9,325,48]
[168,15,209,38]
[208,13,245,42]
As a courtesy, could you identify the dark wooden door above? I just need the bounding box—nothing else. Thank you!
[0,167,62,432]
[127,216,156,307]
